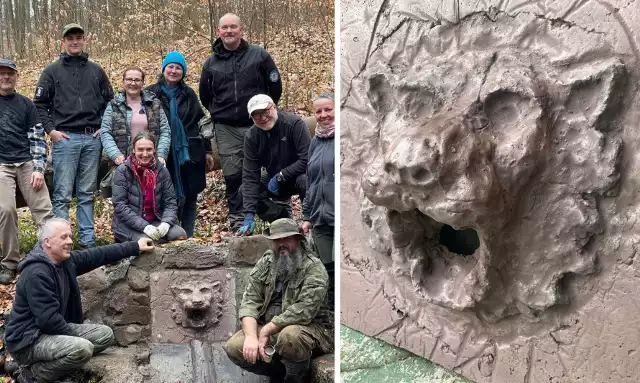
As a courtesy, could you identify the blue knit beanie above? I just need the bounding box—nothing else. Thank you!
[162,51,187,77]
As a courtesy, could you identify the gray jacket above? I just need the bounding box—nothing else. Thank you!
[100,90,171,162]
[302,136,334,227]
[111,157,178,239]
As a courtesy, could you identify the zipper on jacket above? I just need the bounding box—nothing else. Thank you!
[76,67,83,112]
[233,54,238,117]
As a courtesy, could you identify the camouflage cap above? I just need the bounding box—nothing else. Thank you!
[61,23,84,39]
[263,218,304,240]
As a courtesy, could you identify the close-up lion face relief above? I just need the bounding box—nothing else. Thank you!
[170,279,224,329]
[359,51,625,318]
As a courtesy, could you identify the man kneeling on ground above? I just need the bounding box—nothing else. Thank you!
[4,218,154,383]
[224,218,334,382]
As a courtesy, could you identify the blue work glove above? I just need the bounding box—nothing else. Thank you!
[237,213,256,236]
[268,175,280,195]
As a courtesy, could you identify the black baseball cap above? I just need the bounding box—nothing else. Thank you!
[0,58,17,71]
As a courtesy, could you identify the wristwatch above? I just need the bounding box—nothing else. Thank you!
[276,172,285,182]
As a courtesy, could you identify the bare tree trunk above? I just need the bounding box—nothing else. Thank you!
[6,0,16,56]
[0,0,5,57]
[262,0,267,47]
[26,0,32,58]
[207,0,215,42]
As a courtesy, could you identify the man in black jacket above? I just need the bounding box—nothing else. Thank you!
[199,13,282,232]
[4,218,154,383]
[33,23,114,249]
[237,95,310,236]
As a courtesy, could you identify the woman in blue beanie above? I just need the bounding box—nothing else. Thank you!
[145,51,213,237]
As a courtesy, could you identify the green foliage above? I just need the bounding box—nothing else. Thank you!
[255,216,270,235]
[18,210,39,254]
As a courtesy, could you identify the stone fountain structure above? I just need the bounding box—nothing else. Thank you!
[75,237,334,383]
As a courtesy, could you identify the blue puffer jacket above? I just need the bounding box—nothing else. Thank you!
[302,136,334,227]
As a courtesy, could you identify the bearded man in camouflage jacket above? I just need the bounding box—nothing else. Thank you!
[224,218,333,383]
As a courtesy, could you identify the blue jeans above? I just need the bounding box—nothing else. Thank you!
[51,133,101,247]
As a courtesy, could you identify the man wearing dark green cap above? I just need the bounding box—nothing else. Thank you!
[224,218,333,382]
[33,23,114,250]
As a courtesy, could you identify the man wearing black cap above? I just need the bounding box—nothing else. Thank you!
[0,59,53,284]
[33,23,114,250]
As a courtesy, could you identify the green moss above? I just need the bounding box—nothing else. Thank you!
[340,326,471,383]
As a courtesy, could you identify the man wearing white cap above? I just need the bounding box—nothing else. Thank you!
[237,95,310,235]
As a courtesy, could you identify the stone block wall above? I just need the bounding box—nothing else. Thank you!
[78,237,334,382]
[79,241,235,346]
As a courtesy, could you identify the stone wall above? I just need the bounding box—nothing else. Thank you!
[79,241,235,346]
[78,237,334,382]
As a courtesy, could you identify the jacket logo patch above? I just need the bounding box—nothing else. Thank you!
[269,69,280,83]
[35,87,44,98]
[281,136,287,142]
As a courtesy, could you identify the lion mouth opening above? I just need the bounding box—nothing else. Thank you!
[186,308,207,323]
[439,224,480,256]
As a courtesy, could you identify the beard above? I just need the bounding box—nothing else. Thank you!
[275,245,303,282]
[256,112,279,131]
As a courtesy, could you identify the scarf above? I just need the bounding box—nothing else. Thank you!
[130,155,160,220]
[315,121,335,138]
[160,82,191,202]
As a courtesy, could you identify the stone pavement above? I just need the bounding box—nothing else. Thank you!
[340,325,470,383]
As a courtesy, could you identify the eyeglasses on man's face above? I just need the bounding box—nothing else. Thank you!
[125,78,144,84]
[251,105,273,119]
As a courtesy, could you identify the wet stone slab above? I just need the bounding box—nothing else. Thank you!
[150,343,193,383]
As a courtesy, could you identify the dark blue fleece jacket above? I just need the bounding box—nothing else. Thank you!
[4,241,139,353]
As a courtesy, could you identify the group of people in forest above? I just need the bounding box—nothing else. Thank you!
[0,11,334,383]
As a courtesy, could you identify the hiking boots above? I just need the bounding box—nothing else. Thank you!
[16,366,36,383]
[281,359,311,383]
[0,266,16,285]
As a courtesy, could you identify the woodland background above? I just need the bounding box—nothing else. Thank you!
[1,0,334,241]
[0,0,335,367]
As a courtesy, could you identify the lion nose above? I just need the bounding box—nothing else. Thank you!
[384,136,439,186]
[191,295,204,305]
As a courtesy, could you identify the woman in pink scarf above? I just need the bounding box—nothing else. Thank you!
[301,92,336,307]
[111,131,187,242]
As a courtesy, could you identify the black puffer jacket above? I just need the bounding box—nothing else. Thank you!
[145,81,208,198]
[111,157,178,239]
[199,38,282,127]
[5,241,140,353]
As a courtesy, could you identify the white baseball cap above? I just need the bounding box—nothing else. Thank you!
[247,94,275,115]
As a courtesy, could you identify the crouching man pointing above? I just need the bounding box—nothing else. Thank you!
[4,218,154,382]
